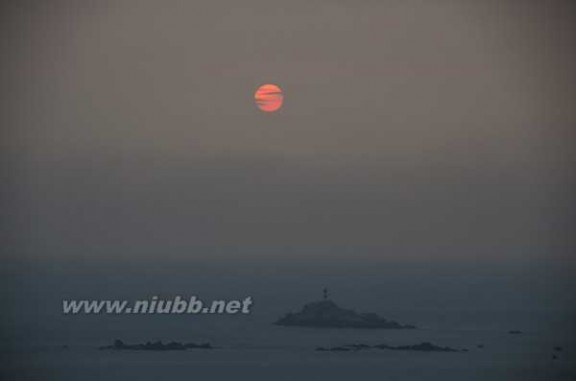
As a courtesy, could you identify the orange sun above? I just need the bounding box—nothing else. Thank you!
[254,83,283,112]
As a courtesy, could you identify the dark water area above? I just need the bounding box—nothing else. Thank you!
[1,263,574,380]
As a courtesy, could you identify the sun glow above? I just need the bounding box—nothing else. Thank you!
[254,83,283,112]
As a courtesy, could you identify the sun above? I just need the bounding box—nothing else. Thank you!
[254,83,283,112]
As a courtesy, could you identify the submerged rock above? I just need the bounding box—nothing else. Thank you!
[316,346,352,352]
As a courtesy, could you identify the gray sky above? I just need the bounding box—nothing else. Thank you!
[2,0,575,268]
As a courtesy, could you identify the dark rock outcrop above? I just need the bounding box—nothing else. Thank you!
[275,300,415,329]
[375,342,462,352]
[99,339,212,351]
[316,341,465,353]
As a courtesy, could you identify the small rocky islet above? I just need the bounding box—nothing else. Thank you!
[99,339,212,351]
[274,289,415,329]
[316,342,466,353]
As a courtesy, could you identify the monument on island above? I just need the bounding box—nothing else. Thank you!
[274,289,415,329]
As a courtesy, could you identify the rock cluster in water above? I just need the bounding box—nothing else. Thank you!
[99,339,212,351]
[316,342,466,352]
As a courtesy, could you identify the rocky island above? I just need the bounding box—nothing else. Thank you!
[275,289,415,329]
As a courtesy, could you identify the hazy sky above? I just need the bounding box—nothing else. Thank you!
[2,0,575,268]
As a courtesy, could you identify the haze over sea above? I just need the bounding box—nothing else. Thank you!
[2,0,575,379]
[1,262,574,380]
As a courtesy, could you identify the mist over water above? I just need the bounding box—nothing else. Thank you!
[1,0,575,379]
[1,261,575,380]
